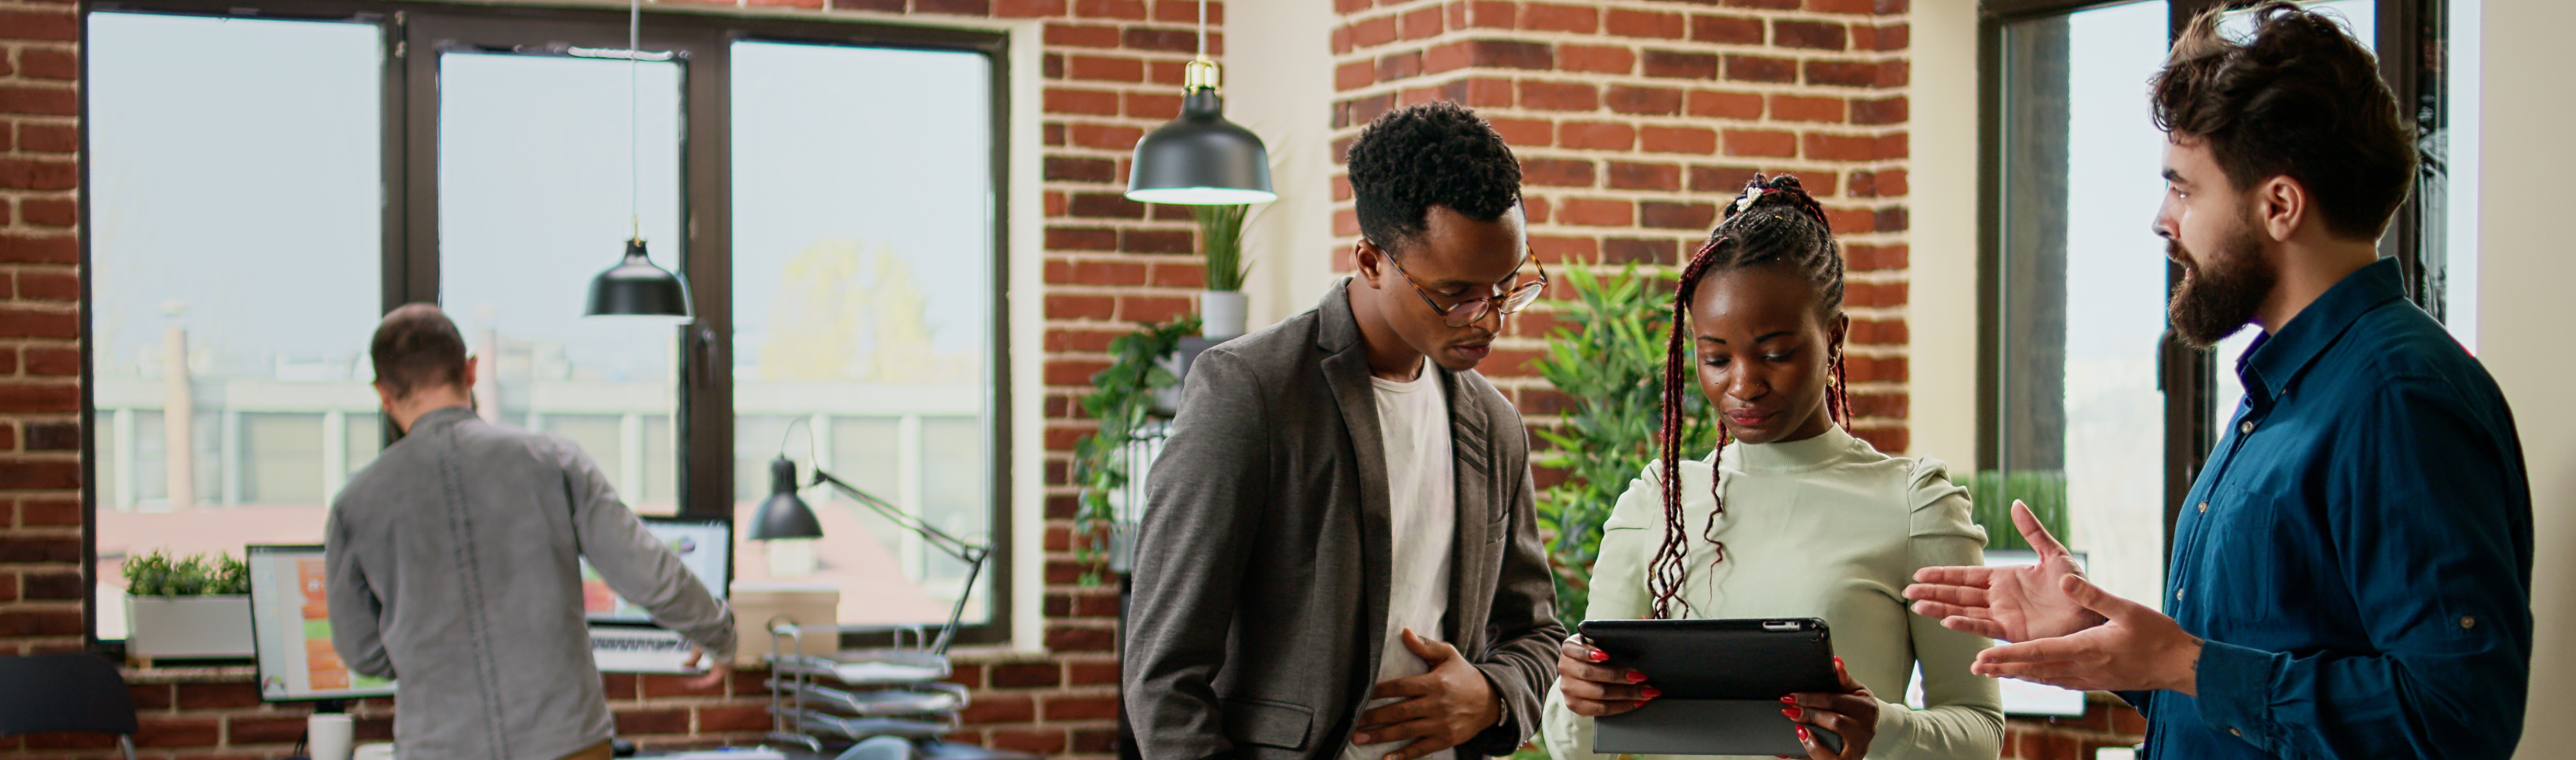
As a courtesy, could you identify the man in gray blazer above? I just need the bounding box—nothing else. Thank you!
[1125,101,1564,760]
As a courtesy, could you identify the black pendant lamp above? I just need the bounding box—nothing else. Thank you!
[750,456,825,541]
[1125,0,1275,205]
[584,0,693,321]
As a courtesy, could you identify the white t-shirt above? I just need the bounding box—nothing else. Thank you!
[1345,359,1458,760]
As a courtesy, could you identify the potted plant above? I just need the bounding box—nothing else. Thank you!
[1194,203,1252,340]
[1070,315,1199,584]
[123,549,256,664]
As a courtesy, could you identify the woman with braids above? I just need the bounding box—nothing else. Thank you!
[1538,175,2002,760]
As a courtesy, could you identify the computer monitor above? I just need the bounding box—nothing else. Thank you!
[246,544,397,702]
[583,516,731,625]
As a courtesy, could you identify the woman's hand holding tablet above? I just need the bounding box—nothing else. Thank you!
[1779,656,1876,759]
[1555,634,1657,716]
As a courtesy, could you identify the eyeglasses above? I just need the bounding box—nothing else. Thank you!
[1382,248,1549,328]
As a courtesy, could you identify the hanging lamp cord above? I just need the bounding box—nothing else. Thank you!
[1196,0,1206,60]
[628,0,641,242]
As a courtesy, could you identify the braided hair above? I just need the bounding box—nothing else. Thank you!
[1643,173,1851,620]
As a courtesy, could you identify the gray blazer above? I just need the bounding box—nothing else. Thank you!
[1124,280,1565,760]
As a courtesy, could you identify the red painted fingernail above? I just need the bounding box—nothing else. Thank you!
[1782,707,1802,719]
[1798,726,1812,742]
[1641,687,1662,699]
[1590,649,1608,662]
[1627,671,1647,683]
[1779,696,1795,704]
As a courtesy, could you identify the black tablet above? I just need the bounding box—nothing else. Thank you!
[1576,618,1843,756]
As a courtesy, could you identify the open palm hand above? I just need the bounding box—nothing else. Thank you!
[1902,501,2107,643]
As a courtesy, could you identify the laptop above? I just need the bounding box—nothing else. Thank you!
[586,517,732,674]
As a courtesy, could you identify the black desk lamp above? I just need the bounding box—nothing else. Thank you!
[757,454,991,655]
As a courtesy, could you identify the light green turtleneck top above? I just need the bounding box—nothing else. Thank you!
[1541,425,2004,760]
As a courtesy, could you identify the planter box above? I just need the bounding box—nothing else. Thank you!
[125,594,255,660]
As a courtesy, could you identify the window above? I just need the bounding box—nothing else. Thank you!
[83,1,1013,647]
[1981,0,2475,593]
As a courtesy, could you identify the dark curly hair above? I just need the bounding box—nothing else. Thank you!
[1646,174,1848,620]
[2152,2,2414,240]
[1345,101,1523,255]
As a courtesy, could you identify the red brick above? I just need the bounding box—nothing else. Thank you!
[1046,625,1117,651]
[1120,228,1193,255]
[1458,0,1515,29]
[1845,243,1909,271]
[1122,27,1208,54]
[1044,22,1122,48]
[1119,294,1194,322]
[1724,129,1798,158]
[1773,20,1849,50]
[1807,59,1908,88]
[0,574,16,603]
[1608,162,1682,191]
[1849,318,1910,344]
[127,684,174,711]
[1045,294,1117,321]
[0,609,81,636]
[1149,262,1205,288]
[994,0,1067,17]
[1726,0,1801,8]
[228,715,309,745]
[915,0,990,14]
[1518,80,1597,112]
[1605,85,1683,116]
[0,158,76,191]
[1153,0,1223,23]
[1847,281,1907,309]
[1521,196,1551,224]
[1560,44,1635,75]
[961,693,1036,724]
[21,571,79,601]
[19,123,76,154]
[1522,2,1597,33]
[1602,237,1679,266]
[1400,5,1444,39]
[17,198,74,228]
[601,672,640,700]
[9,344,64,375]
[1560,122,1634,151]
[18,49,76,80]
[1642,49,1718,79]
[0,457,77,488]
[0,9,76,41]
[1126,91,1182,120]
[1880,132,1909,159]
[1847,354,1907,383]
[1489,117,1550,147]
[1688,89,1764,120]
[990,662,1064,688]
[1770,94,1845,123]
[1605,9,1685,39]
[1849,168,1908,198]
[1470,39,1553,70]
[1641,201,1717,229]
[614,709,691,736]
[1810,0,1882,14]
[1640,126,1716,154]
[1044,693,1123,721]
[175,683,262,710]
[1069,660,1122,685]
[1522,158,1594,187]
[20,498,79,526]
[642,673,727,698]
[1725,55,1798,83]
[1559,198,1631,227]
[1852,95,1908,125]
[1044,87,1122,116]
[1692,14,1764,44]
[1803,133,1881,162]
[1377,51,1424,81]
[1073,0,1144,19]
[1068,54,1144,82]
[692,703,766,733]
[1067,191,1145,219]
[1046,227,1119,252]
[1530,235,1597,263]
[1853,23,1910,51]
[26,730,118,749]
[1336,60,1375,91]
[134,718,221,748]
[1349,15,1400,48]
[1046,359,1113,385]
[1074,728,1122,753]
[1876,205,1909,231]
[991,729,1069,755]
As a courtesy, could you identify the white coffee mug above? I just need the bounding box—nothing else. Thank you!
[308,713,355,760]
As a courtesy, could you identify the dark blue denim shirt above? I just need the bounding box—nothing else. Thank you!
[2126,259,2532,759]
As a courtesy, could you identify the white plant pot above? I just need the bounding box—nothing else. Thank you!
[1200,290,1249,340]
[125,594,255,659]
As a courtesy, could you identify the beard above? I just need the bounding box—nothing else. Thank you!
[2165,216,2277,349]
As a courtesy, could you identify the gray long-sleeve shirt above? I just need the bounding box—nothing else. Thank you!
[325,406,734,760]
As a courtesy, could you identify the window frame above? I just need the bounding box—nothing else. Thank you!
[78,0,1018,652]
[1976,0,2454,554]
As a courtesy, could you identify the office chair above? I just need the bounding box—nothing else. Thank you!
[0,653,142,760]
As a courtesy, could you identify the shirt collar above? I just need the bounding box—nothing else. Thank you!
[1724,423,1858,474]
[407,405,480,435]
[2237,258,2406,408]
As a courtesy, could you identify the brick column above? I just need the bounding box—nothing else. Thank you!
[1327,0,1915,455]
[0,0,88,656]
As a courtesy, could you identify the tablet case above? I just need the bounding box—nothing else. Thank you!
[1577,618,1845,756]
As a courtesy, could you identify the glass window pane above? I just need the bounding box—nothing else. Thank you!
[438,52,685,515]
[86,12,385,638]
[1996,0,2171,613]
[730,41,995,627]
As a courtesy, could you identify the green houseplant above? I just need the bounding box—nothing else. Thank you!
[122,549,256,663]
[1967,469,2072,551]
[1530,267,1721,633]
[1071,315,1202,585]
[1193,203,1252,340]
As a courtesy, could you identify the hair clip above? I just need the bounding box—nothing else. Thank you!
[1730,188,1767,215]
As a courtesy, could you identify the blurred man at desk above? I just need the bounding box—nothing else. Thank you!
[325,304,737,760]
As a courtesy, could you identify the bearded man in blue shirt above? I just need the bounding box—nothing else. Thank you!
[1902,4,2532,759]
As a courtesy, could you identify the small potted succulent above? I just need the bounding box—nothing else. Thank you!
[122,550,255,663]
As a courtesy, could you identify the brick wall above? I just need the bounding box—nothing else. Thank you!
[0,0,1211,757]
[2004,698,2147,760]
[1326,0,1915,456]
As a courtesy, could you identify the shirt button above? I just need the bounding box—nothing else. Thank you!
[2240,420,2255,435]
[2462,616,2478,629]
[2231,728,2243,737]
[2176,589,2187,601]
[2198,501,2209,513]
